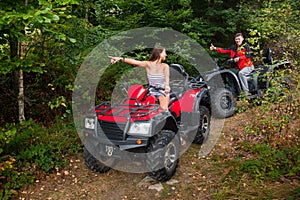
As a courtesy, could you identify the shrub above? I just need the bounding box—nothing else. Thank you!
[0,118,82,199]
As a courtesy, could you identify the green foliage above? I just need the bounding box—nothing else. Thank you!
[48,95,72,119]
[0,0,79,74]
[238,62,297,113]
[0,0,83,124]
[2,0,299,124]
[190,0,240,45]
[238,0,300,60]
[0,119,81,199]
[238,144,299,182]
[18,144,67,172]
[1,165,34,200]
[234,92,299,184]
[246,29,262,62]
[0,126,17,155]
[230,58,299,187]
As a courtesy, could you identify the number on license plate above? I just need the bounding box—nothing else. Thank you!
[105,145,114,156]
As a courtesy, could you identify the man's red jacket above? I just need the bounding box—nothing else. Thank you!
[216,43,253,70]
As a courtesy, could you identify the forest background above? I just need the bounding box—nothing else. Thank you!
[0,0,299,199]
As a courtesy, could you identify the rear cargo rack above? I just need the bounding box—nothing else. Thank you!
[95,98,161,118]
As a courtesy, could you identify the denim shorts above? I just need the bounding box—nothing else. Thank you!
[149,86,165,98]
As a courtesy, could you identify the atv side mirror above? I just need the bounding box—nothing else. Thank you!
[262,48,273,65]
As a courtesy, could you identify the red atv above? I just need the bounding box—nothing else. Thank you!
[83,64,211,181]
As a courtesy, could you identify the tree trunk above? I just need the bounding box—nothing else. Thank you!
[18,0,28,122]
[18,40,25,122]
[18,69,25,122]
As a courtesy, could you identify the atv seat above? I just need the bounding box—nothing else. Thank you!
[126,84,147,104]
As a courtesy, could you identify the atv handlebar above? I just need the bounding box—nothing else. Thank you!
[216,58,235,69]
[226,58,234,63]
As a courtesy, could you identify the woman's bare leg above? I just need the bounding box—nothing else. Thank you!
[158,95,170,110]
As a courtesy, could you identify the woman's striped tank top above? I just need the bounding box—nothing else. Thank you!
[147,73,165,88]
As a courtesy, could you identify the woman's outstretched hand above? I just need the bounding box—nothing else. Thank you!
[108,56,122,64]
[210,43,217,51]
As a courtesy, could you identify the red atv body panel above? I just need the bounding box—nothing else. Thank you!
[95,84,162,123]
[95,84,204,123]
[179,89,203,112]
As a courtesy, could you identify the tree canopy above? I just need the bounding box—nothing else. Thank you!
[0,0,299,124]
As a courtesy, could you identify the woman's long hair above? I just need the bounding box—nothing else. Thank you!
[149,46,165,61]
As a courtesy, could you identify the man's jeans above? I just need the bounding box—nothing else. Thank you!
[238,65,254,92]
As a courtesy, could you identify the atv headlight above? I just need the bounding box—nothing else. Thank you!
[128,122,151,135]
[85,118,95,129]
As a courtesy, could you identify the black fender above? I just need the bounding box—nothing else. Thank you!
[150,112,179,135]
[204,69,242,96]
[193,87,211,112]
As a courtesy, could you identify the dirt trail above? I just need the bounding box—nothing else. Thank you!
[17,110,298,200]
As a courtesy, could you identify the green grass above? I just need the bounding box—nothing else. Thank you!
[0,118,82,200]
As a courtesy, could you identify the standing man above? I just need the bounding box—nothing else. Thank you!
[210,33,254,95]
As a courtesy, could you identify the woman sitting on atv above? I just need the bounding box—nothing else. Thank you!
[108,46,170,110]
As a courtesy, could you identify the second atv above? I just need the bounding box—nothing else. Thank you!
[203,48,291,118]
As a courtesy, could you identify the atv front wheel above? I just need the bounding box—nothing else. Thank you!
[83,146,112,173]
[146,130,180,182]
[193,106,211,144]
[211,88,236,118]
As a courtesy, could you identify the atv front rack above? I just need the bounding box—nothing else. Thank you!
[95,98,161,118]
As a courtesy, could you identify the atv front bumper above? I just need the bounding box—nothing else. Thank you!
[83,129,149,151]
